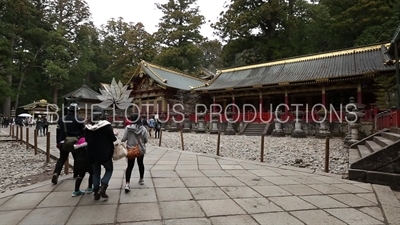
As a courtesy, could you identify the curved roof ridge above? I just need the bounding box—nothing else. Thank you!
[142,60,207,82]
[220,43,389,73]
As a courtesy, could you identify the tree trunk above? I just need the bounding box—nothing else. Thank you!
[2,75,12,117]
[53,86,58,105]
[14,72,24,110]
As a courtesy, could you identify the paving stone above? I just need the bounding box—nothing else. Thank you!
[156,188,193,201]
[122,221,162,225]
[217,160,239,165]
[209,177,246,186]
[0,209,31,225]
[221,186,262,198]
[235,176,274,186]
[300,195,348,209]
[252,212,304,225]
[128,170,151,179]
[220,164,244,170]
[198,199,246,216]
[151,165,176,170]
[352,183,373,191]
[153,178,185,188]
[120,188,157,203]
[225,169,255,177]
[189,187,230,200]
[280,184,322,196]
[165,218,211,225]
[325,208,384,225]
[19,207,73,225]
[176,170,205,177]
[263,176,301,185]
[210,215,259,225]
[330,194,377,207]
[200,169,230,176]
[333,183,372,193]
[53,179,76,192]
[237,163,267,170]
[198,164,221,170]
[359,207,385,222]
[287,176,325,184]
[381,205,400,225]
[155,160,178,165]
[197,157,218,164]
[106,178,123,189]
[0,196,11,206]
[252,185,292,197]
[117,203,161,223]
[234,197,283,214]
[1,192,48,210]
[175,165,199,170]
[269,196,317,211]
[160,200,205,219]
[373,184,400,207]
[181,177,216,187]
[308,184,349,194]
[150,171,179,178]
[291,209,346,225]
[26,184,58,193]
[312,176,345,184]
[268,168,303,176]
[70,205,117,224]
[79,190,120,205]
[37,191,81,207]
[111,170,126,178]
[249,169,281,177]
[356,193,379,204]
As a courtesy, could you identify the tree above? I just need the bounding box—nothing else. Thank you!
[100,18,157,84]
[169,90,200,115]
[153,0,205,74]
[374,74,397,110]
[199,39,223,71]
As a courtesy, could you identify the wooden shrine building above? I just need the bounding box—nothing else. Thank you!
[193,43,397,123]
[126,60,208,114]
[19,99,59,123]
[62,84,102,118]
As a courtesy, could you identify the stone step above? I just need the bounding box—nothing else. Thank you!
[349,169,400,191]
[390,127,400,134]
[349,148,361,164]
[381,132,400,142]
[365,140,382,153]
[373,136,394,148]
[358,145,372,158]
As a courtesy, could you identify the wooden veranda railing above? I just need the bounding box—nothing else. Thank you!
[376,109,400,130]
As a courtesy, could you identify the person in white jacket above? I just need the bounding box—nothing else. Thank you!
[121,113,148,193]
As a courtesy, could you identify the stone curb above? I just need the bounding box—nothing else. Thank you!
[372,184,400,225]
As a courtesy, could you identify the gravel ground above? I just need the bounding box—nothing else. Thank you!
[146,131,349,175]
[0,137,57,192]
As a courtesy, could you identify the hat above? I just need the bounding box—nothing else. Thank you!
[67,103,80,111]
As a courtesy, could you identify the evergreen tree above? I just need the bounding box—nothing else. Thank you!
[153,0,205,74]
[375,74,397,110]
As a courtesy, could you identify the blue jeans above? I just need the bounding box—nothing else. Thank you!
[92,159,113,189]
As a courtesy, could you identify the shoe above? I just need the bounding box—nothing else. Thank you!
[71,190,85,197]
[139,179,144,185]
[85,187,94,194]
[51,173,58,185]
[93,189,100,200]
[99,184,108,199]
[124,184,130,193]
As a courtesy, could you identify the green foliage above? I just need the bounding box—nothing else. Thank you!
[153,0,205,74]
[374,74,397,110]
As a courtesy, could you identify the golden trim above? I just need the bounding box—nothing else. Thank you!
[357,83,361,92]
[225,88,234,91]
[253,84,263,88]
[279,82,290,86]
[220,44,387,73]
[316,78,329,83]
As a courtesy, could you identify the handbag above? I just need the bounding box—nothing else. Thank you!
[62,120,78,153]
[113,140,127,161]
[126,133,142,159]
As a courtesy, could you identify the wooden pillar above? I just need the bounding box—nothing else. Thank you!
[357,84,362,104]
[322,87,326,107]
[232,94,236,113]
[284,90,289,115]
[212,96,216,113]
[259,92,263,113]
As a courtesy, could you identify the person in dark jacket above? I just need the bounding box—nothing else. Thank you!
[52,103,85,185]
[85,113,117,200]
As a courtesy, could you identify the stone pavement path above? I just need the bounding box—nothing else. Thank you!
[1,127,400,224]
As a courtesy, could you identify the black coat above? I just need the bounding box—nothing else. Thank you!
[56,113,85,145]
[86,123,116,164]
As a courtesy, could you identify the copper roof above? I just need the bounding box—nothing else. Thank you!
[195,44,395,91]
[62,84,100,100]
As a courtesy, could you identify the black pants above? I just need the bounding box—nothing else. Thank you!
[53,150,75,175]
[125,156,145,183]
[43,126,48,135]
[75,167,93,192]
[155,129,160,138]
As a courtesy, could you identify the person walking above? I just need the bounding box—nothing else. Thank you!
[71,134,93,197]
[36,116,43,136]
[85,113,117,200]
[154,118,161,139]
[121,113,148,193]
[52,103,85,185]
[42,116,49,135]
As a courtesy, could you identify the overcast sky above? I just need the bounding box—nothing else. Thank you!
[85,0,226,40]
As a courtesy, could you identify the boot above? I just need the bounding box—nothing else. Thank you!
[99,184,108,199]
[51,173,59,185]
[93,187,100,200]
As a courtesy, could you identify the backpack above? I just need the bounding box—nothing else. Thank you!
[62,119,79,153]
